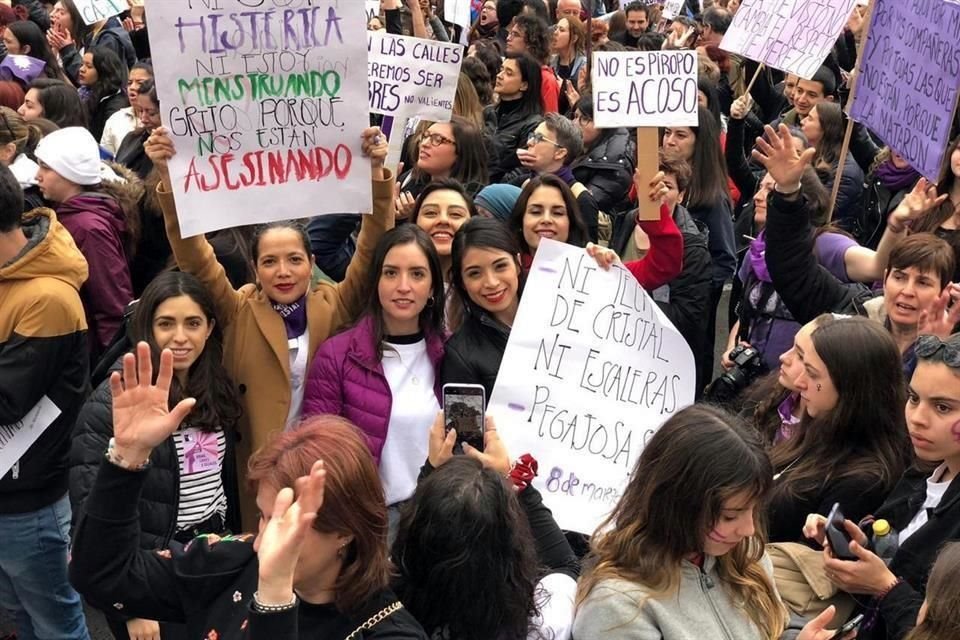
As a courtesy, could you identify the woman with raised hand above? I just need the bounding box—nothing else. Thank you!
[68,343,428,640]
[804,333,960,640]
[392,415,579,640]
[573,404,855,640]
[144,125,396,528]
[70,271,243,640]
[303,225,446,534]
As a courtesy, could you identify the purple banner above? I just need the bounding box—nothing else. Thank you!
[849,0,960,181]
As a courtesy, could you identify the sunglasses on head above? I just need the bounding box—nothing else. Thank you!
[915,335,960,367]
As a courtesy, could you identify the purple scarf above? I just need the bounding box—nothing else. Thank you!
[554,166,576,186]
[874,159,920,192]
[747,231,771,283]
[271,296,308,339]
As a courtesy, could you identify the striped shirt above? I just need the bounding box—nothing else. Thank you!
[172,428,227,530]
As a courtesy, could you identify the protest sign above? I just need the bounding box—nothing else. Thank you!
[146,1,372,237]
[591,50,698,128]
[488,240,696,533]
[720,0,859,79]
[368,32,464,122]
[661,0,685,20]
[849,0,960,181]
[366,0,380,21]
[0,396,60,479]
[444,0,472,28]
[76,0,125,25]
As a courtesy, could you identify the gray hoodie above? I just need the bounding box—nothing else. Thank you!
[574,554,804,640]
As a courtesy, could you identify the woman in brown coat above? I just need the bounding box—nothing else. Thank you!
[145,126,395,527]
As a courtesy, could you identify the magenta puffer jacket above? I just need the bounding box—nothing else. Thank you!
[302,315,445,463]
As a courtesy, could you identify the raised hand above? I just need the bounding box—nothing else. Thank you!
[888,177,948,232]
[751,124,816,192]
[586,243,621,271]
[633,169,669,205]
[110,342,195,466]
[730,94,754,121]
[255,460,326,605]
[361,127,388,180]
[918,283,960,340]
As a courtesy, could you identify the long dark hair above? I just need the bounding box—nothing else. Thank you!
[57,0,92,44]
[509,173,590,254]
[680,105,731,210]
[28,78,86,128]
[810,101,845,175]
[769,315,910,504]
[85,46,128,116]
[7,21,64,80]
[363,225,446,359]
[128,272,242,433]
[904,542,960,640]
[499,52,543,119]
[410,116,489,188]
[450,217,525,318]
[577,404,788,638]
[392,457,541,640]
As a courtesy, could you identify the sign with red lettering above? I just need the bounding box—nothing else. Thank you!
[720,0,859,79]
[147,0,372,237]
[368,32,464,122]
[488,240,695,534]
[591,50,698,128]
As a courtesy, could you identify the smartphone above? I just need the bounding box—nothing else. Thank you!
[442,384,485,451]
[830,613,864,639]
[825,503,858,561]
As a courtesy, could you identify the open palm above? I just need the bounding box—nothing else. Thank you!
[110,342,195,454]
[751,123,816,189]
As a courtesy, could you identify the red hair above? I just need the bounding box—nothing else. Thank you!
[247,416,391,614]
[0,81,25,110]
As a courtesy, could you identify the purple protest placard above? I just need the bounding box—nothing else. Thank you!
[849,0,960,181]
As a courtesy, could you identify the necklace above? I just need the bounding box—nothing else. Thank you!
[773,456,802,481]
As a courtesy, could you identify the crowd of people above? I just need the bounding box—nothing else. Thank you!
[2,0,960,639]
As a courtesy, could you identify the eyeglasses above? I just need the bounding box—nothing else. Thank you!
[507,29,524,40]
[528,131,561,147]
[420,132,456,147]
[915,335,960,367]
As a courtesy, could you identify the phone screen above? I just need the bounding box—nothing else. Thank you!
[443,386,485,451]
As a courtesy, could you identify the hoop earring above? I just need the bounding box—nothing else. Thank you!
[426,296,435,307]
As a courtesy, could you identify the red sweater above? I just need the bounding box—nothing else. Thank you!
[540,65,559,113]
[623,202,684,290]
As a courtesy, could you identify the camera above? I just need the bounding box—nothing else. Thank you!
[704,344,765,404]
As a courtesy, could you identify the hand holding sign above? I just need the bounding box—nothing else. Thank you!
[751,124,816,192]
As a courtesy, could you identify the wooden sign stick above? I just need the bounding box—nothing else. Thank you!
[636,128,660,221]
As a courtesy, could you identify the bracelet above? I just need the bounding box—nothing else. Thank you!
[252,591,297,613]
[774,182,802,195]
[508,453,539,491]
[105,438,151,471]
[877,577,905,602]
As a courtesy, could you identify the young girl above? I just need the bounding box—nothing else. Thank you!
[144,125,395,528]
[807,333,960,640]
[574,404,854,640]
[70,271,242,640]
[764,315,910,543]
[77,46,128,141]
[302,226,446,530]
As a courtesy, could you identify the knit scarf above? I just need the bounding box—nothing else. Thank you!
[554,165,576,186]
[271,296,308,339]
[475,21,498,39]
[747,231,772,283]
[874,159,920,192]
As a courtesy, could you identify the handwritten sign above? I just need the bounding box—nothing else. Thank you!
[1,396,61,479]
[488,240,696,533]
[445,0,472,28]
[368,32,463,122]
[661,0,685,20]
[591,50,698,128]
[147,1,372,237]
[76,0,125,25]
[849,0,960,181]
[720,0,859,79]
[366,0,380,21]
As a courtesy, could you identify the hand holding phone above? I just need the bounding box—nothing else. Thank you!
[442,384,485,452]
[825,503,859,561]
[830,613,863,639]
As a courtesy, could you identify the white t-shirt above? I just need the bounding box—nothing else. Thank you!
[172,427,227,530]
[378,339,440,506]
[900,463,952,544]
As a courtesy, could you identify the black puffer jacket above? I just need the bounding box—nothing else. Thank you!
[440,309,511,399]
[612,205,713,395]
[69,363,241,550]
[491,99,541,182]
[571,128,636,215]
